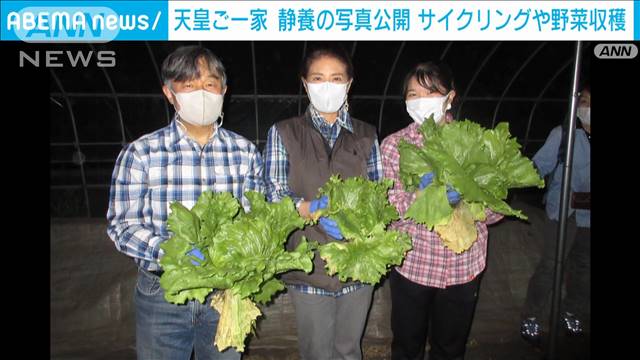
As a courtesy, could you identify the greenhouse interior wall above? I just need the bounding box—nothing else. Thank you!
[50,41,591,359]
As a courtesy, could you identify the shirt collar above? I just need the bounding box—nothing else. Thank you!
[170,114,222,146]
[307,105,354,134]
[407,121,422,139]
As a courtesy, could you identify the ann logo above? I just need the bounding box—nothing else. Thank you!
[594,44,638,59]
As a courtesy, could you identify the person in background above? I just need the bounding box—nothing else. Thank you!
[520,85,591,343]
[107,45,264,360]
[381,61,504,360]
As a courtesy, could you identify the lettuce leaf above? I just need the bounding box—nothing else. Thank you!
[159,191,314,352]
[317,176,412,284]
[399,117,544,252]
[211,290,261,353]
[434,201,479,254]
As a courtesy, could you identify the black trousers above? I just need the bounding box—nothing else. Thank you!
[390,269,482,360]
[522,215,591,322]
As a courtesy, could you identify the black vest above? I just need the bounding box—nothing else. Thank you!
[276,113,376,291]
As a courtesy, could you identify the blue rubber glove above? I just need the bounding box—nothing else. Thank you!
[309,195,329,213]
[186,247,205,266]
[418,172,434,190]
[318,217,344,240]
[446,185,461,205]
[420,172,461,205]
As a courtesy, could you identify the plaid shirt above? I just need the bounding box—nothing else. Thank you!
[107,119,264,271]
[380,122,504,289]
[264,105,383,296]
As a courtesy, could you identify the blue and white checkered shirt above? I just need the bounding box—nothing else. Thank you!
[264,105,383,297]
[107,118,264,271]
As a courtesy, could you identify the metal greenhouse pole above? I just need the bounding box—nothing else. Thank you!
[547,40,582,360]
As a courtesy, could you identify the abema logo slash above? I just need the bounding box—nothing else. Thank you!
[5,6,160,42]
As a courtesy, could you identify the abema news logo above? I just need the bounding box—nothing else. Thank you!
[1,1,168,43]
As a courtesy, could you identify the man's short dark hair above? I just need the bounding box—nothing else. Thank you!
[161,46,227,87]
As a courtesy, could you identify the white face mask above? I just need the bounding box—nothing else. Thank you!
[305,81,350,113]
[406,95,451,125]
[172,89,224,127]
[577,106,590,126]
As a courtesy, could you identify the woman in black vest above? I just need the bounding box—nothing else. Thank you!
[263,43,383,360]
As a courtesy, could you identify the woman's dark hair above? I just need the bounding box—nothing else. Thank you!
[300,43,354,80]
[402,62,455,99]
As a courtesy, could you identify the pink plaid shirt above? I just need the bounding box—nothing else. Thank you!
[381,122,504,289]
